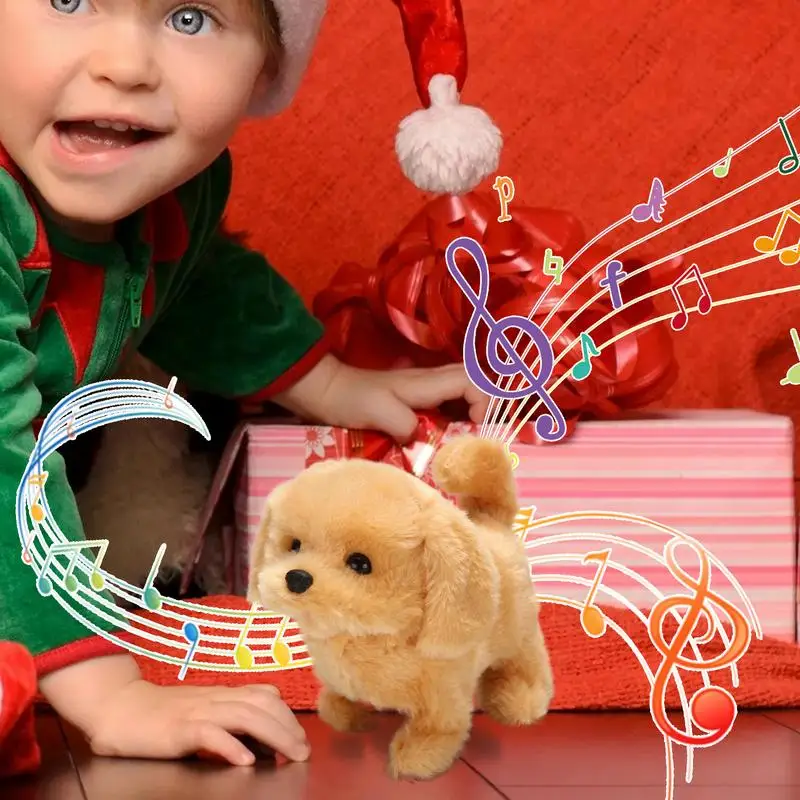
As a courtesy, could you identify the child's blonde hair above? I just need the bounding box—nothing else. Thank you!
[249,0,284,79]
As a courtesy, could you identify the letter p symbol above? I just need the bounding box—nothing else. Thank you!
[493,176,515,223]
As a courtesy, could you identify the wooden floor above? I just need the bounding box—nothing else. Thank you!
[5,709,800,799]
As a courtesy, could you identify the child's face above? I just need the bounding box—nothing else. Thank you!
[0,0,270,238]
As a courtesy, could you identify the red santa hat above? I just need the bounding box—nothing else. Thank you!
[257,0,502,195]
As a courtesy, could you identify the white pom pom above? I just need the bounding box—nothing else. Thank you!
[395,74,502,195]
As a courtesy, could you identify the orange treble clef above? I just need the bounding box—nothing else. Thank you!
[647,538,752,748]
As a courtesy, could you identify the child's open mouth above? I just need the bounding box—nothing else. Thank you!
[55,120,165,155]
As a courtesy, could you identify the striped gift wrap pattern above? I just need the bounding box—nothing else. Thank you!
[233,411,797,642]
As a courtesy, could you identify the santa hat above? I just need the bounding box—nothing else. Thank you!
[257,0,502,195]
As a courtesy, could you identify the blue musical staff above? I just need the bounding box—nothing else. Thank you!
[445,236,567,442]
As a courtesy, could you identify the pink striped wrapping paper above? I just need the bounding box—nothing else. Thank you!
[232,410,798,642]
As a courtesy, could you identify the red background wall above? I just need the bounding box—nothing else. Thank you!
[225,0,799,472]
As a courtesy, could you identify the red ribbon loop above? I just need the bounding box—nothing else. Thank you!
[313,193,682,437]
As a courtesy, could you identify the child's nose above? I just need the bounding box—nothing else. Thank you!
[86,28,160,92]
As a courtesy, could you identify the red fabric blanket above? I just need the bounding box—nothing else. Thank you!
[136,596,800,712]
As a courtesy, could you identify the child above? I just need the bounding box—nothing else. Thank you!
[0,0,501,771]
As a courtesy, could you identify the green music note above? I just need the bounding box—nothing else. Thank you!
[780,328,800,386]
[142,543,167,611]
[37,539,108,596]
[571,332,601,382]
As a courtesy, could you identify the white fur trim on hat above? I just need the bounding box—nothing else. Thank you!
[395,75,502,195]
[249,0,327,116]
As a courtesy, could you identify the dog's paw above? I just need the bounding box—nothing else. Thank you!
[317,689,372,733]
[481,671,553,725]
[387,726,466,781]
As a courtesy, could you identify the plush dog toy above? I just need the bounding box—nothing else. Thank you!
[248,435,554,780]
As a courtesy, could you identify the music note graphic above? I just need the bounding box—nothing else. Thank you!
[493,176,515,223]
[21,530,35,565]
[712,147,734,179]
[512,506,536,540]
[164,376,177,410]
[580,549,611,638]
[36,539,108,596]
[179,621,200,680]
[777,117,800,176]
[571,332,601,382]
[669,264,713,331]
[647,538,751,748]
[271,617,292,668]
[780,328,800,387]
[753,208,800,266]
[542,248,565,285]
[234,603,259,669]
[28,472,48,523]
[631,177,667,223]
[142,543,166,611]
[445,236,567,442]
[504,444,520,471]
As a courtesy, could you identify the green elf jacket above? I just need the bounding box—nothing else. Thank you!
[0,145,328,675]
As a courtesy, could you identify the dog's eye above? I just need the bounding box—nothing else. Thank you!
[345,552,372,575]
[289,538,301,553]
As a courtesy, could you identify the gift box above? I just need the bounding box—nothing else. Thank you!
[183,409,797,643]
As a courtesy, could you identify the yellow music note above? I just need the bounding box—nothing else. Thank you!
[271,617,292,668]
[512,506,537,540]
[580,549,611,637]
[36,539,108,596]
[753,208,800,266]
[164,376,177,409]
[234,603,259,669]
[504,443,519,470]
[28,472,48,523]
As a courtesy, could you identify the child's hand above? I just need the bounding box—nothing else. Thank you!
[86,680,309,766]
[39,655,309,767]
[274,355,489,440]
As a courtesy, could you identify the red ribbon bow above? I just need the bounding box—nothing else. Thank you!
[314,193,682,436]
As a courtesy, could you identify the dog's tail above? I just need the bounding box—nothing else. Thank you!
[431,436,518,530]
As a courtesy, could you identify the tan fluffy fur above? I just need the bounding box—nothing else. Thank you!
[75,353,227,593]
[248,435,554,780]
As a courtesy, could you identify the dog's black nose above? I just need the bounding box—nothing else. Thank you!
[285,569,313,594]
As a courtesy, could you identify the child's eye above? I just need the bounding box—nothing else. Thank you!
[50,0,86,14]
[167,7,216,36]
[289,538,301,553]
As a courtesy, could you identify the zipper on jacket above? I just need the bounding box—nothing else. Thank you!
[100,272,140,378]
[129,274,145,329]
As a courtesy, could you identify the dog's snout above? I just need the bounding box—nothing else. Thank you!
[285,569,314,594]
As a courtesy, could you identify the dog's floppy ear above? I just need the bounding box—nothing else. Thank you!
[247,501,273,605]
[415,499,499,659]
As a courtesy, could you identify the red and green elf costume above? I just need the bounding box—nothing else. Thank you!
[0,145,328,773]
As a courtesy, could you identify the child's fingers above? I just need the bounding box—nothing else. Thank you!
[205,700,310,762]
[189,721,255,766]
[239,686,307,741]
[465,383,489,422]
[358,391,420,441]
[390,363,475,410]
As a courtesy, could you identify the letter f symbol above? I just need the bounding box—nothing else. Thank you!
[599,260,628,310]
